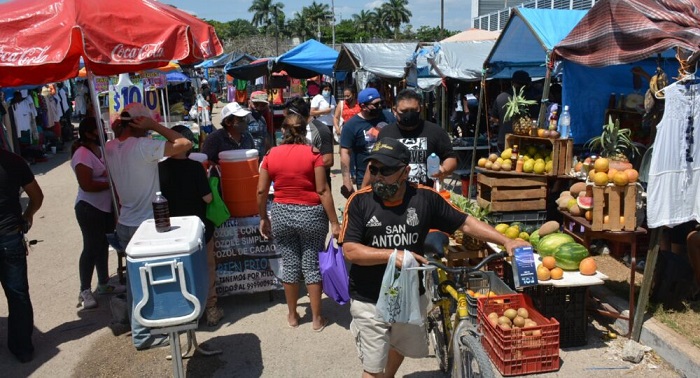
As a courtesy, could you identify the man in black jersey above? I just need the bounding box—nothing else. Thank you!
[339,137,527,378]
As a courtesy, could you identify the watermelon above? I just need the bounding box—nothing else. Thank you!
[554,242,590,270]
[577,196,593,210]
[537,233,575,257]
[529,230,540,248]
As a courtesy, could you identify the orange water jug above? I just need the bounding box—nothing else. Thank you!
[218,149,259,217]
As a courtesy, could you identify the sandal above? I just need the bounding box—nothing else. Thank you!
[313,318,328,333]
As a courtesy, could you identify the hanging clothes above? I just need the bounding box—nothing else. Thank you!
[647,80,700,228]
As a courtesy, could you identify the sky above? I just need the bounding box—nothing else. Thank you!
[163,0,473,32]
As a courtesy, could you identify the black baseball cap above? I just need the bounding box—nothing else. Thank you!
[365,137,410,167]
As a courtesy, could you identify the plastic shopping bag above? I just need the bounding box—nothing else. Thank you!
[375,249,422,325]
[318,238,350,305]
[206,176,230,227]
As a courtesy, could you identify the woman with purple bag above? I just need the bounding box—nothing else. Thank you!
[257,113,340,332]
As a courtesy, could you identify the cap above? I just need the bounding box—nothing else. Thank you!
[201,79,208,85]
[221,102,251,119]
[121,102,153,120]
[511,70,531,85]
[41,86,51,96]
[250,91,269,104]
[365,137,410,167]
[358,88,381,104]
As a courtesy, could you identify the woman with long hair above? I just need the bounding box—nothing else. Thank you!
[71,117,123,309]
[333,86,361,140]
[257,113,340,331]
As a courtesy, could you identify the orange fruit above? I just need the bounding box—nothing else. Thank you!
[542,256,556,270]
[579,257,597,275]
[625,169,639,183]
[537,128,545,137]
[594,157,609,173]
[588,169,596,180]
[536,265,551,281]
[574,162,583,172]
[607,168,618,182]
[603,215,610,224]
[620,216,625,224]
[593,172,609,186]
[584,210,592,221]
[550,267,564,280]
[613,171,629,186]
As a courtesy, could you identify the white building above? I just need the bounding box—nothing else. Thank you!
[472,0,599,31]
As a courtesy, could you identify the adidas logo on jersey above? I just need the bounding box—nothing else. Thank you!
[366,216,382,227]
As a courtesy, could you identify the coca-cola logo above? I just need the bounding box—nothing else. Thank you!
[0,46,50,65]
[111,42,165,62]
[200,41,213,57]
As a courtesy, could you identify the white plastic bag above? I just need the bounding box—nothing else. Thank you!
[375,249,422,325]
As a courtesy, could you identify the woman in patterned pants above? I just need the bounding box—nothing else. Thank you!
[257,113,340,331]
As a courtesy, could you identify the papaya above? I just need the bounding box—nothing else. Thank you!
[554,242,590,270]
[569,182,587,197]
[537,233,575,257]
[538,221,560,236]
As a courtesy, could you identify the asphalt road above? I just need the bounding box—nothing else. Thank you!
[0,102,683,377]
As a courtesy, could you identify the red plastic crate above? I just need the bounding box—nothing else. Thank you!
[477,294,560,376]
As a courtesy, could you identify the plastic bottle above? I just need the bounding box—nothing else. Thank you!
[427,153,440,178]
[559,105,571,139]
[152,192,171,232]
[510,144,519,166]
[516,156,524,173]
[548,108,558,131]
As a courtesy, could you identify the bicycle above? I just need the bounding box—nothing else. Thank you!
[422,251,509,378]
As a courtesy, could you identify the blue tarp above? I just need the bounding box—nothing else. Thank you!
[485,8,587,79]
[226,40,337,80]
[166,71,190,84]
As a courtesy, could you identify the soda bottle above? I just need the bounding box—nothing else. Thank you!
[153,191,171,232]
[510,144,519,166]
[427,153,440,178]
[559,105,571,139]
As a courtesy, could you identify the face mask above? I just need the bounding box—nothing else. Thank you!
[322,90,330,98]
[398,110,420,128]
[371,180,401,200]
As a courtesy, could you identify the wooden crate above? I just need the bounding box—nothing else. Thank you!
[591,183,637,231]
[505,134,574,176]
[476,170,547,211]
[445,244,488,267]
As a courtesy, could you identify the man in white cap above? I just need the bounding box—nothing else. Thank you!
[201,102,256,164]
[104,102,192,350]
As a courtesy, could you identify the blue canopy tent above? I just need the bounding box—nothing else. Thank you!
[226,40,338,80]
[166,71,190,84]
[484,8,587,137]
[210,52,256,69]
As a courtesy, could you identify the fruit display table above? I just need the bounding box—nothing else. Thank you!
[559,210,647,336]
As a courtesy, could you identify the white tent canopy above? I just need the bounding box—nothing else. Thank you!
[335,42,418,80]
[427,41,496,82]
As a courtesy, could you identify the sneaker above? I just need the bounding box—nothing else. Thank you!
[205,306,224,326]
[97,283,126,295]
[79,289,98,309]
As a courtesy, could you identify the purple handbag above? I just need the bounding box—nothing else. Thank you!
[319,238,350,305]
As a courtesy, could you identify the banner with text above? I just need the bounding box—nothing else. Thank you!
[214,215,283,296]
[108,75,162,124]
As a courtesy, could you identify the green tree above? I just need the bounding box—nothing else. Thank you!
[248,0,285,32]
[351,10,377,41]
[414,25,456,41]
[334,19,357,43]
[380,0,412,39]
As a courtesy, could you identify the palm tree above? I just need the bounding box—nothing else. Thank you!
[288,11,314,40]
[381,0,412,39]
[352,10,376,34]
[248,0,285,31]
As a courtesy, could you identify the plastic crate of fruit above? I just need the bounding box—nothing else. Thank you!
[487,210,548,233]
[477,294,560,376]
[523,285,588,347]
[465,271,515,325]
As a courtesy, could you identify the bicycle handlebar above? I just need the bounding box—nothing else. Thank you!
[426,251,508,275]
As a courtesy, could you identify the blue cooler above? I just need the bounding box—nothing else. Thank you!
[126,216,208,328]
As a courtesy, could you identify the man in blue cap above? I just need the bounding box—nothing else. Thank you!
[339,87,390,199]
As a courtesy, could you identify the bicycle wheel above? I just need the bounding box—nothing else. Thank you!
[454,330,494,378]
[426,308,449,373]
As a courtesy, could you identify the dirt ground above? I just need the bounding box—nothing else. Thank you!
[593,253,700,348]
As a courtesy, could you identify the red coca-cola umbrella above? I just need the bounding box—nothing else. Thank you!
[0,0,223,87]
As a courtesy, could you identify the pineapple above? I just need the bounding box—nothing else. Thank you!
[586,116,639,166]
[503,86,538,136]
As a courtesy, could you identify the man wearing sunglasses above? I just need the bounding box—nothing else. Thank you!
[340,88,390,199]
[339,137,529,378]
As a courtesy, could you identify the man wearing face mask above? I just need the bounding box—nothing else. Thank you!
[339,137,529,378]
[201,102,256,164]
[339,88,389,199]
[363,89,456,189]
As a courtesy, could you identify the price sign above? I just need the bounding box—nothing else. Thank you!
[108,75,162,123]
[512,246,538,288]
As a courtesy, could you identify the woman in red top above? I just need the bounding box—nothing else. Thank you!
[333,86,361,141]
[257,113,340,331]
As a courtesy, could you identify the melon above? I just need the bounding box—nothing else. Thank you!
[537,233,575,257]
[569,182,587,197]
[577,196,593,210]
[554,242,590,270]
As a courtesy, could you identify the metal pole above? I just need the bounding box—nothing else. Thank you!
[332,0,336,49]
[441,0,444,30]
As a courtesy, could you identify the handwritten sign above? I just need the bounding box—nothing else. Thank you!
[214,216,283,296]
[141,71,167,90]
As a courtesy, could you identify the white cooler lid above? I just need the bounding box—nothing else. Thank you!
[219,149,258,162]
[126,216,204,258]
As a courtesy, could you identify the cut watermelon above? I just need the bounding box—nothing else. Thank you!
[577,196,593,210]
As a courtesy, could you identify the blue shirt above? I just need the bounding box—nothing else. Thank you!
[339,113,389,186]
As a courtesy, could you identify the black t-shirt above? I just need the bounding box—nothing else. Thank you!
[339,184,467,303]
[158,158,214,242]
[310,120,334,185]
[0,149,34,234]
[378,120,457,186]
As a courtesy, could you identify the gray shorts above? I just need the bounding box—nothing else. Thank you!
[349,295,429,373]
